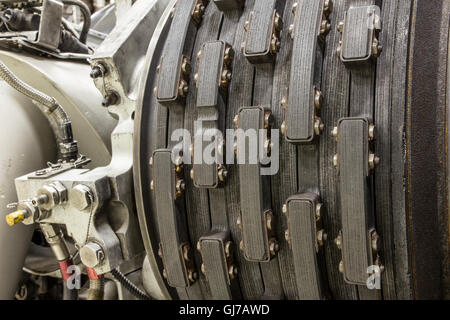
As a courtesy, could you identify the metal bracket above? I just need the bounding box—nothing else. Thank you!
[235,106,277,262]
[197,232,236,300]
[282,0,331,144]
[195,40,234,108]
[154,0,209,109]
[151,149,197,288]
[213,0,244,11]
[337,5,382,65]
[191,41,233,188]
[333,117,381,285]
[242,0,283,64]
[283,193,326,299]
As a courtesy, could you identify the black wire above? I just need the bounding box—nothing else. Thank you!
[61,0,91,44]
[110,269,151,301]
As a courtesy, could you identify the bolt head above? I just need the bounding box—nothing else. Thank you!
[331,126,338,138]
[281,121,287,136]
[284,230,290,242]
[70,184,93,211]
[333,154,339,168]
[224,241,232,258]
[228,265,238,280]
[317,229,327,246]
[233,114,239,128]
[269,239,280,256]
[315,203,323,221]
[339,260,344,273]
[368,124,376,141]
[80,242,104,268]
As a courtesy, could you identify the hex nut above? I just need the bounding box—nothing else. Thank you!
[80,242,104,268]
[37,182,67,211]
[70,184,93,211]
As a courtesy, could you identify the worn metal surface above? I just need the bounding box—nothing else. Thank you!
[285,193,325,300]
[237,106,273,262]
[198,232,234,300]
[285,0,327,143]
[336,117,374,285]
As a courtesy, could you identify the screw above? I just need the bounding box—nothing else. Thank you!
[281,121,287,136]
[218,167,228,182]
[339,260,344,273]
[371,231,381,253]
[314,118,325,135]
[176,179,185,197]
[337,21,344,33]
[369,153,380,170]
[314,89,324,109]
[228,265,238,280]
[285,230,290,243]
[178,80,189,98]
[244,20,249,31]
[316,203,323,221]
[266,212,273,231]
[369,124,376,141]
[331,126,338,139]
[269,239,279,256]
[281,96,288,109]
[181,58,191,75]
[274,13,283,32]
[224,47,234,65]
[317,229,328,246]
[237,216,242,229]
[183,244,191,262]
[233,114,239,128]
[264,111,274,129]
[333,154,338,168]
[323,0,333,17]
[224,241,232,258]
[335,234,342,250]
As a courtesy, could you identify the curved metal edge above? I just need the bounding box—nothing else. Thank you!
[406,0,448,300]
[133,0,178,300]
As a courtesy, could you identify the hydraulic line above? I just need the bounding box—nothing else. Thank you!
[61,0,91,44]
[110,268,151,300]
[0,60,78,162]
[86,267,104,300]
[41,224,78,300]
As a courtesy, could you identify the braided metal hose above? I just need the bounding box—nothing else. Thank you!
[0,59,57,108]
[0,60,78,161]
[110,268,151,300]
